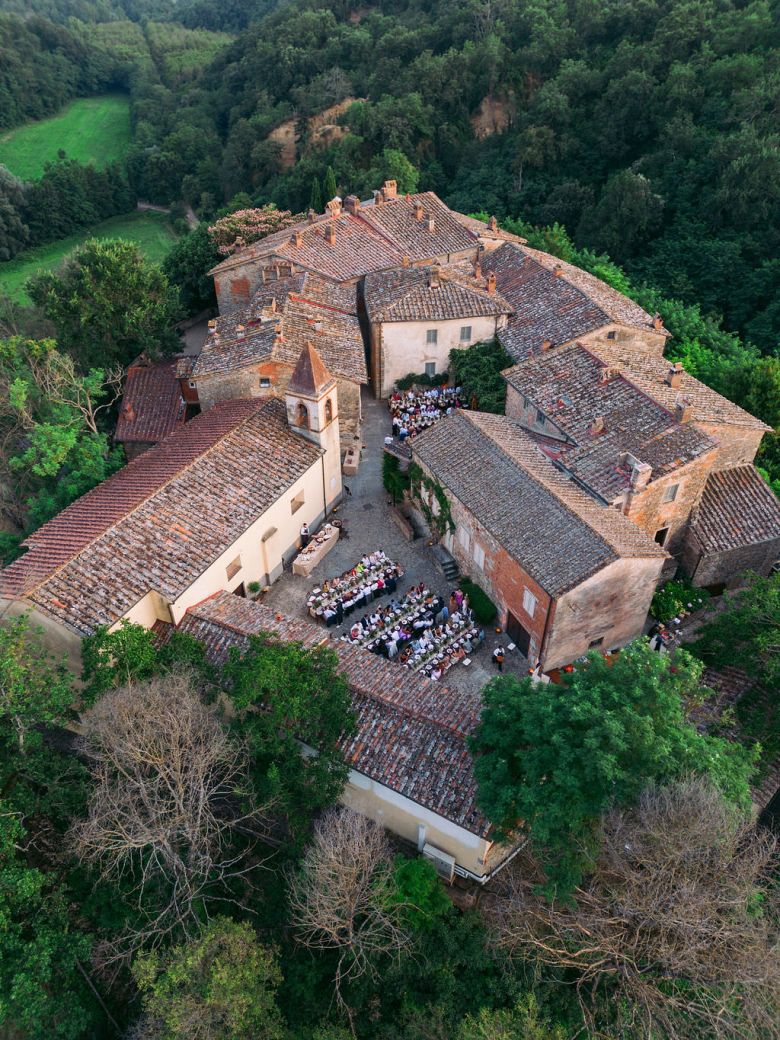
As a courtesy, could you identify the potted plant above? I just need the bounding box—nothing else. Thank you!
[247,581,261,600]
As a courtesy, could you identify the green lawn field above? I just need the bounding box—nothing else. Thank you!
[0,94,132,181]
[0,211,178,304]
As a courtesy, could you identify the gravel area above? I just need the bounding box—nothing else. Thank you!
[261,390,531,696]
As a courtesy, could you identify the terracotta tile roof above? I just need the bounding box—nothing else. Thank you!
[210,192,478,284]
[503,343,717,500]
[482,243,663,362]
[689,466,780,554]
[364,263,513,323]
[451,212,527,245]
[588,341,771,432]
[412,410,666,598]
[114,357,185,446]
[179,593,488,835]
[287,341,334,396]
[194,273,367,384]
[2,399,322,633]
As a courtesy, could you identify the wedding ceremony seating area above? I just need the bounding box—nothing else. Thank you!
[306,550,404,625]
[342,582,484,680]
[388,385,468,441]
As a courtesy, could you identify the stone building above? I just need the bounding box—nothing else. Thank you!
[0,346,342,658]
[114,355,187,460]
[209,182,480,313]
[192,272,367,447]
[502,339,780,586]
[411,410,667,670]
[481,241,670,363]
[177,591,519,883]
[364,262,513,397]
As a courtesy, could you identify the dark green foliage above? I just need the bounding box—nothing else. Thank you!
[309,174,322,214]
[0,166,28,260]
[162,222,220,314]
[458,577,497,625]
[224,634,357,839]
[469,640,755,895]
[26,238,180,368]
[323,165,337,202]
[382,452,409,505]
[650,577,709,624]
[449,340,512,414]
[394,370,448,391]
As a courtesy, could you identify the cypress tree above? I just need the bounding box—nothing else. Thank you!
[324,166,338,202]
[309,176,323,213]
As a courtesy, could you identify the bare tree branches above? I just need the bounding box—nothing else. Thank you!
[69,673,271,960]
[27,349,123,435]
[288,809,411,1005]
[487,779,780,1040]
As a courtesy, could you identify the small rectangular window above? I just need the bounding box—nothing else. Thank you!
[662,483,679,503]
[589,636,604,648]
[291,491,305,514]
[424,361,437,377]
[188,380,196,389]
[522,588,537,618]
[606,330,616,340]
[535,409,545,424]
[259,376,271,388]
[426,329,438,345]
[226,555,241,580]
[460,325,472,342]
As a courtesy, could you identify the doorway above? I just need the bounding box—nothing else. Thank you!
[506,612,532,656]
[232,582,246,598]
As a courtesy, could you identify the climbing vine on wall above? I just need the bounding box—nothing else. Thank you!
[408,462,454,539]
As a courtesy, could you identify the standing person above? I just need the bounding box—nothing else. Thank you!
[492,646,505,672]
[300,522,310,548]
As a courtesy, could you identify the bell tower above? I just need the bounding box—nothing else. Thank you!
[285,342,342,510]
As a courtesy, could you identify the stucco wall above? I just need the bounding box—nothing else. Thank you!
[0,598,83,675]
[543,555,663,670]
[341,768,492,879]
[695,421,765,472]
[374,314,502,398]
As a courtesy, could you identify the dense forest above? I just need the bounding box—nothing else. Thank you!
[2,0,779,352]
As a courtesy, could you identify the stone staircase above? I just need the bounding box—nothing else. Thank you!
[431,543,460,582]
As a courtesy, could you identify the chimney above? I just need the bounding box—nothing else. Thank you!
[292,230,303,247]
[487,215,498,232]
[307,209,317,223]
[553,263,564,277]
[474,257,482,280]
[427,216,436,233]
[652,313,664,330]
[589,415,604,436]
[274,331,284,344]
[599,366,618,383]
[325,196,342,218]
[123,403,136,421]
[402,254,410,268]
[383,179,397,199]
[414,202,424,220]
[236,323,246,340]
[666,361,683,389]
[343,194,360,214]
[622,453,652,491]
[207,318,217,328]
[428,267,441,289]
[372,189,383,205]
[325,224,336,245]
[541,338,555,352]
[675,399,693,423]
[486,272,496,295]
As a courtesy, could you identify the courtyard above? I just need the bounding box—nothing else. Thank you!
[260,389,531,696]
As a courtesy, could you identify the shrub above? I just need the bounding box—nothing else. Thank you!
[459,576,497,624]
[382,453,409,504]
[449,339,512,413]
[651,578,709,624]
[394,371,449,391]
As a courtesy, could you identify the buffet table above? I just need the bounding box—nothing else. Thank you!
[292,524,339,577]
